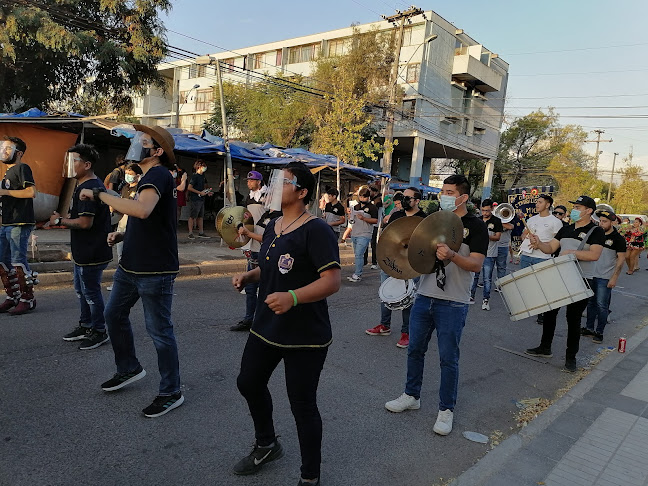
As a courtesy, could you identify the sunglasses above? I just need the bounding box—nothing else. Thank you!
[552,211,565,216]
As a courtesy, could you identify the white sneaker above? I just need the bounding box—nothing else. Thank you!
[347,274,361,282]
[482,299,490,311]
[107,286,112,291]
[433,409,454,435]
[385,393,420,413]
[370,264,379,270]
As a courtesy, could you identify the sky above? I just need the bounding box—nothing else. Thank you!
[162,0,648,183]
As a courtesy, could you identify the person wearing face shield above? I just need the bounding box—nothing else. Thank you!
[79,125,183,418]
[0,136,38,315]
[385,175,488,437]
[54,145,112,350]
[525,195,606,373]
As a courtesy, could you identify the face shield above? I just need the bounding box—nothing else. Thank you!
[0,142,17,164]
[125,131,155,162]
[62,153,77,178]
[264,169,284,212]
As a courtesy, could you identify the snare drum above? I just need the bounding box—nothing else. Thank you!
[495,254,593,321]
[379,277,416,311]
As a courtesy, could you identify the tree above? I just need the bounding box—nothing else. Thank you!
[442,159,485,198]
[0,0,170,112]
[204,74,314,147]
[611,162,648,214]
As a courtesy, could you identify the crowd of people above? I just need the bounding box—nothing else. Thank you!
[2,129,644,485]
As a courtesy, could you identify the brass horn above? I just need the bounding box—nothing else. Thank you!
[493,203,515,223]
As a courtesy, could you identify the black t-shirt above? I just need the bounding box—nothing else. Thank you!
[387,208,427,226]
[189,173,207,201]
[324,202,345,232]
[2,163,35,225]
[120,166,179,274]
[252,217,341,348]
[555,221,606,278]
[70,178,113,266]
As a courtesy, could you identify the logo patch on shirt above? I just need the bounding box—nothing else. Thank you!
[278,253,294,274]
[363,208,369,213]
[3,179,9,190]
[578,232,586,239]
[463,228,470,239]
[605,239,613,246]
[488,223,494,230]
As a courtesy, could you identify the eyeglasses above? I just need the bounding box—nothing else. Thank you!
[553,211,565,216]
[282,177,301,188]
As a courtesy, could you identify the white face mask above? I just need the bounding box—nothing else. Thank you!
[439,195,461,211]
[125,174,137,184]
[171,171,178,178]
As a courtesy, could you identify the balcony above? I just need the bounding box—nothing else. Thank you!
[452,54,503,93]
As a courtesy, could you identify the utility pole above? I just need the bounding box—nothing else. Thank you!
[586,130,612,179]
[214,59,237,207]
[607,152,618,203]
[381,6,425,176]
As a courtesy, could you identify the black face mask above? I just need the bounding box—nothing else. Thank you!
[402,196,414,210]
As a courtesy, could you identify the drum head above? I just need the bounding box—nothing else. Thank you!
[379,277,413,302]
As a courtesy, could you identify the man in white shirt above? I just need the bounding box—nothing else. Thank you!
[519,194,563,268]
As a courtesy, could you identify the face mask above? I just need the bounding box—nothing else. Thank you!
[125,174,137,184]
[570,209,582,222]
[439,195,459,211]
[0,144,17,164]
[402,196,413,210]
[199,168,206,174]
[125,132,155,162]
[171,171,178,178]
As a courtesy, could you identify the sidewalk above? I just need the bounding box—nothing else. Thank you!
[29,227,358,286]
[452,323,648,486]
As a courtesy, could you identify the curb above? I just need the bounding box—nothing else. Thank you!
[450,322,648,486]
[36,254,357,287]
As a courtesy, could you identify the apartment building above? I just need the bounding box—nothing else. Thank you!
[132,9,509,185]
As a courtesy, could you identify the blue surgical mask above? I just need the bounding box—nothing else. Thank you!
[570,209,581,222]
[439,195,459,211]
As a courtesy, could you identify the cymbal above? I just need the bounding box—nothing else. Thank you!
[376,216,424,279]
[216,206,255,248]
[408,211,464,274]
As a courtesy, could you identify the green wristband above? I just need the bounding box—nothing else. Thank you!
[288,290,298,307]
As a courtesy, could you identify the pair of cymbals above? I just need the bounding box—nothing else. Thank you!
[377,211,464,279]
[216,206,255,248]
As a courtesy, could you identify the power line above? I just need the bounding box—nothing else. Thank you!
[500,41,648,56]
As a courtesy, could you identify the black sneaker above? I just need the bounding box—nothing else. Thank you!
[197,233,211,239]
[592,333,604,343]
[525,346,553,358]
[477,282,484,288]
[563,357,577,373]
[233,440,284,475]
[298,479,320,486]
[230,320,252,332]
[188,233,195,240]
[580,327,595,337]
[63,325,91,341]
[101,365,146,391]
[536,314,544,326]
[79,330,109,350]
[142,392,184,418]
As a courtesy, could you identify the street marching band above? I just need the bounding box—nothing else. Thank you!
[1,127,642,486]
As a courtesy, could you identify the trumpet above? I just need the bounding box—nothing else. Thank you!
[493,203,515,223]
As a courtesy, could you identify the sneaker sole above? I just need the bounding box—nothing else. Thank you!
[396,342,408,348]
[524,350,553,358]
[385,402,420,413]
[366,331,391,336]
[102,369,147,391]
[233,445,284,475]
[433,425,452,436]
[143,394,185,418]
[79,336,110,350]
[63,334,90,342]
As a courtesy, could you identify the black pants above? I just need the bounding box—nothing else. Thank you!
[364,226,378,265]
[540,295,590,359]
[237,335,328,480]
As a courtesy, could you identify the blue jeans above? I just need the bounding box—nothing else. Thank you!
[104,267,180,395]
[495,246,508,280]
[585,277,612,335]
[74,263,108,332]
[405,295,469,411]
[471,256,495,299]
[0,225,33,269]
[244,252,259,322]
[351,236,371,277]
[519,255,548,269]
[379,270,414,333]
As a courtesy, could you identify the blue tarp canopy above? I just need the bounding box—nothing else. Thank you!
[390,181,440,195]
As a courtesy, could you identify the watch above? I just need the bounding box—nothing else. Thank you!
[54,217,62,226]
[92,187,106,204]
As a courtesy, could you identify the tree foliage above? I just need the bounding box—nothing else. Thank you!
[611,161,648,214]
[0,0,170,112]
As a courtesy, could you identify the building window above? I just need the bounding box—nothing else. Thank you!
[195,89,213,111]
[402,99,416,118]
[179,91,189,104]
[406,63,421,83]
[288,43,321,64]
[188,63,198,78]
[401,26,413,47]
[454,40,468,56]
[276,49,283,66]
[197,64,207,77]
[254,53,263,69]
[328,38,346,57]
[222,58,235,73]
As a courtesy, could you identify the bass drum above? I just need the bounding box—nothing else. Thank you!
[379,277,416,311]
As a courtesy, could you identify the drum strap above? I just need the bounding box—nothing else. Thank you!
[577,226,597,251]
[433,257,446,290]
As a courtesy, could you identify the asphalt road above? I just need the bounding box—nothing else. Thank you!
[2,263,647,486]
